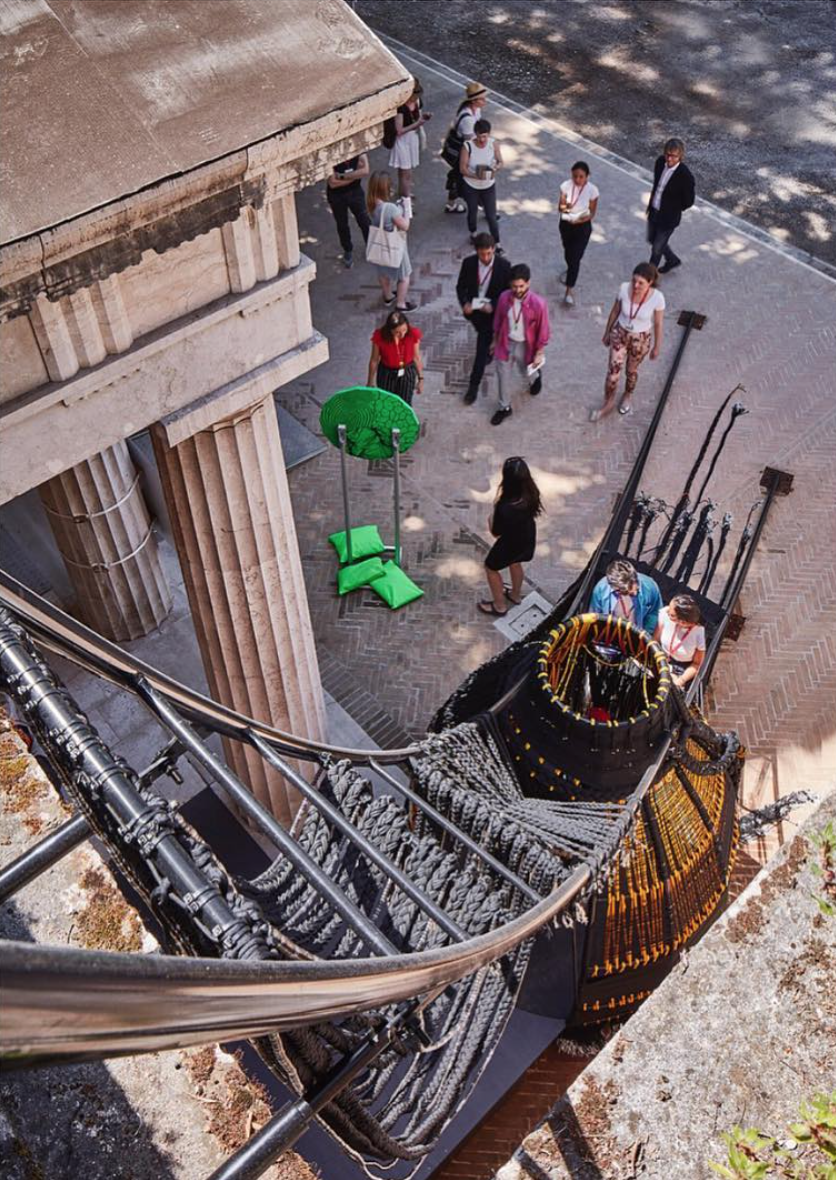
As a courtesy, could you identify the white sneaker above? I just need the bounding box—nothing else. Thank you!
[564,293,575,306]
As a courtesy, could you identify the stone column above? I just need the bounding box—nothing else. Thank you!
[151,393,326,825]
[39,442,172,641]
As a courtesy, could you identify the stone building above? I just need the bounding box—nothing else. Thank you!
[0,0,411,822]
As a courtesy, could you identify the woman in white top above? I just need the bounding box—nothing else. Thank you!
[459,119,504,249]
[558,160,599,306]
[591,262,665,421]
[654,594,706,688]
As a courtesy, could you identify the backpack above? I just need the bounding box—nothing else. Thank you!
[440,109,469,168]
[382,116,398,150]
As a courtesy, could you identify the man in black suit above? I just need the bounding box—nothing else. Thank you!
[646,137,696,273]
[455,232,512,404]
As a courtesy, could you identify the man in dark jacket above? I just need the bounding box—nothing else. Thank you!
[646,137,696,273]
[455,232,512,404]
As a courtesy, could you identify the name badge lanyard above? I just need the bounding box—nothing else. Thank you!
[565,180,587,215]
[668,622,693,660]
[610,590,635,622]
[478,261,494,295]
[626,287,649,332]
[396,338,406,379]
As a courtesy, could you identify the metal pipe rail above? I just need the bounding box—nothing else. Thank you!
[0,570,424,763]
[0,856,591,1065]
[0,813,90,903]
[247,730,468,942]
[133,678,400,958]
[2,651,678,1066]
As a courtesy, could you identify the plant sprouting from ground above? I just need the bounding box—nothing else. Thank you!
[809,821,836,917]
[709,1091,836,1178]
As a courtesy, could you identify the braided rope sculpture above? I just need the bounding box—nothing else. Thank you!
[4,606,739,1171]
[439,612,742,1027]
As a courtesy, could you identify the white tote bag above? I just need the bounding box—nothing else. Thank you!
[366,206,406,268]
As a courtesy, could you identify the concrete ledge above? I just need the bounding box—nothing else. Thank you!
[0,257,324,500]
[156,332,330,447]
[497,790,836,1180]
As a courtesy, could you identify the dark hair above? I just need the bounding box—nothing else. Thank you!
[510,263,531,283]
[632,261,659,287]
[473,232,495,249]
[571,160,590,175]
[669,594,701,624]
[380,310,411,342]
[474,118,491,134]
[606,559,637,593]
[497,457,543,517]
[663,137,685,155]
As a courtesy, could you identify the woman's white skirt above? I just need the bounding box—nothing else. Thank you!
[388,133,420,170]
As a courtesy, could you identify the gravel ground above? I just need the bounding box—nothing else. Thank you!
[356,0,836,266]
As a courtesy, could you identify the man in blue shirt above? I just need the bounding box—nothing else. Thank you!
[589,559,662,635]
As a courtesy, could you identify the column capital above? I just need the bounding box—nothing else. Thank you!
[154,330,328,447]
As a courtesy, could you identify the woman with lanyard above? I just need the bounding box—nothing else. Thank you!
[367,310,425,406]
[558,160,599,306]
[591,261,665,422]
[654,594,706,689]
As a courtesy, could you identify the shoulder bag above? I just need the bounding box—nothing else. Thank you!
[366,204,406,268]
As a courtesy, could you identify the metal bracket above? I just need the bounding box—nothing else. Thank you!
[725,613,746,641]
[677,310,707,329]
[760,467,793,496]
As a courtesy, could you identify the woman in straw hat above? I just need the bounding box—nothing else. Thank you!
[441,81,488,214]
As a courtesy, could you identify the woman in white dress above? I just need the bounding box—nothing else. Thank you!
[591,262,665,421]
[388,80,432,201]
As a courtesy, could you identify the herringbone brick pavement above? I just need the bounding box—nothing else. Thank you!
[277,56,836,1180]
[287,58,836,844]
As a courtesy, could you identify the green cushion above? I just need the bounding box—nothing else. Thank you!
[337,557,386,596]
[369,561,424,610]
[329,525,386,565]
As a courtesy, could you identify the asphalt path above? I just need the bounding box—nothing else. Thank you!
[356,0,836,267]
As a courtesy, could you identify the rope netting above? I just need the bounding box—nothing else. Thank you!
[241,721,635,1172]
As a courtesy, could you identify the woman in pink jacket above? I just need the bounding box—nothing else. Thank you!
[490,264,550,426]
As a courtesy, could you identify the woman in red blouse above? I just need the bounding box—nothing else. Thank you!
[367,311,425,406]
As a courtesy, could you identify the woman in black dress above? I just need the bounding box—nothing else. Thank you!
[479,457,543,616]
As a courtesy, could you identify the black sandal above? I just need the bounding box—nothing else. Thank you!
[478,600,507,617]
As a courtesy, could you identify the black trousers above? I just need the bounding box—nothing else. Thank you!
[462,183,500,242]
[466,310,494,393]
[446,163,467,203]
[646,210,680,267]
[559,219,592,287]
[327,184,370,254]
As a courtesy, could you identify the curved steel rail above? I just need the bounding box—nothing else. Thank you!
[0,580,676,1067]
[0,570,422,764]
[1,864,591,1064]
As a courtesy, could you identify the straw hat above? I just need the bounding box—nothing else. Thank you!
[465,82,488,100]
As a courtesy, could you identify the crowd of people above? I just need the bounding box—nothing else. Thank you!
[326,78,695,423]
[324,79,700,642]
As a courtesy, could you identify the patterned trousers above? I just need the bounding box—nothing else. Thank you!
[605,325,652,398]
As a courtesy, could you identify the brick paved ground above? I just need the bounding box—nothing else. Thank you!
[280,55,836,1178]
[286,49,836,830]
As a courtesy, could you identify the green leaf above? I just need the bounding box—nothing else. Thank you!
[708,1164,737,1179]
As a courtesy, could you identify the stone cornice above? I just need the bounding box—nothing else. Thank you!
[0,77,411,320]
